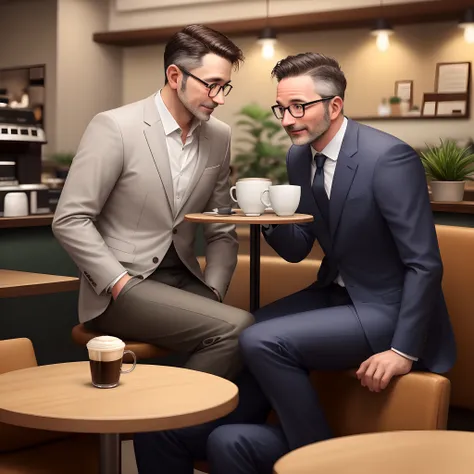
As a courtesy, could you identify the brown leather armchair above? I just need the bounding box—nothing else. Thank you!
[0,338,99,474]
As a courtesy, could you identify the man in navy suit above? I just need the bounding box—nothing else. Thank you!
[134,53,456,474]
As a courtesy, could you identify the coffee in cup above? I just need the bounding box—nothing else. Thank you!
[86,335,136,389]
[261,184,301,216]
[230,178,271,216]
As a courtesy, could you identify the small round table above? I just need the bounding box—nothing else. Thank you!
[0,362,238,474]
[185,211,313,312]
[273,430,474,474]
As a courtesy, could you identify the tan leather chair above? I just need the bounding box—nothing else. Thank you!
[436,224,474,410]
[195,255,451,474]
[71,323,170,360]
[0,338,99,474]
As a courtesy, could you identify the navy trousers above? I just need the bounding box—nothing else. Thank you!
[134,283,376,474]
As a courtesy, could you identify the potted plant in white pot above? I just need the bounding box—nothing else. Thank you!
[420,139,474,202]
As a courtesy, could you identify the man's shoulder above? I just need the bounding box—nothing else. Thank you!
[351,119,410,151]
[98,96,149,123]
[206,115,231,135]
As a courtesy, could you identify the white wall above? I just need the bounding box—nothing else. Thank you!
[0,0,58,153]
[109,0,438,31]
[123,20,474,154]
[55,0,122,153]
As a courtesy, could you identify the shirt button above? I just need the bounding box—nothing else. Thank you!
[152,257,159,264]
[172,228,177,234]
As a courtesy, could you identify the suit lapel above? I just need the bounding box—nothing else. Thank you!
[176,123,211,216]
[143,95,174,212]
[329,119,359,238]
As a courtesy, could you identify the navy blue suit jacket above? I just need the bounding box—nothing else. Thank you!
[264,118,456,373]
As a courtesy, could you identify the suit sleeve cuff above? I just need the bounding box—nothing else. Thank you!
[391,347,418,361]
[106,271,128,294]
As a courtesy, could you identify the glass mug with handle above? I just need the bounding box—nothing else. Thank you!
[261,184,301,216]
[86,336,137,389]
[229,178,272,216]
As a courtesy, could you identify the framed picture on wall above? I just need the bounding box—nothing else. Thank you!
[395,80,413,107]
[435,62,471,94]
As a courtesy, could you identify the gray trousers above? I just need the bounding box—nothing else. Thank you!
[85,246,254,380]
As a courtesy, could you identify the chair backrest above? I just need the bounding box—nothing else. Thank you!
[435,224,474,410]
[0,338,68,453]
[0,338,37,375]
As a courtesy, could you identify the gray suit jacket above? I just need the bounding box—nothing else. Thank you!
[53,94,237,323]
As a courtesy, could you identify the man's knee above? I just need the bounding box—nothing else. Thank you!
[222,306,255,334]
[207,425,251,458]
[240,322,276,359]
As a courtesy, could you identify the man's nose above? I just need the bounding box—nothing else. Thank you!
[281,109,295,127]
[212,89,225,105]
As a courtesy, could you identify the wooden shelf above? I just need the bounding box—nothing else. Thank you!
[351,115,469,121]
[93,0,471,47]
[431,201,474,215]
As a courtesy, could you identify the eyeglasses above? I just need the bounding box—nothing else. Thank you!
[271,96,336,120]
[178,67,233,98]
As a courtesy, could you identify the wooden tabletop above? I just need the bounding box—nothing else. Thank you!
[185,211,314,225]
[274,430,474,474]
[0,362,238,434]
[0,269,79,298]
[0,214,55,229]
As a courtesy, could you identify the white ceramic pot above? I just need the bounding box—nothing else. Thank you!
[430,181,465,202]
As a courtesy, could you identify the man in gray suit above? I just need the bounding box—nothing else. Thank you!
[134,53,456,474]
[52,24,253,381]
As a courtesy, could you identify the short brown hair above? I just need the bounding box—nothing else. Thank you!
[271,53,346,99]
[164,24,244,84]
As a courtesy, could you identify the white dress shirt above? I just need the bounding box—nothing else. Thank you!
[107,90,201,292]
[155,90,201,212]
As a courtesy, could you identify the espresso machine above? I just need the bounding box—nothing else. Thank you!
[0,108,50,216]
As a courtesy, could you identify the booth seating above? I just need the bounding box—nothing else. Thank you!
[0,338,99,474]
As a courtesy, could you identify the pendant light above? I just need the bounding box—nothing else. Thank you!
[257,0,277,59]
[459,8,474,44]
[371,1,394,52]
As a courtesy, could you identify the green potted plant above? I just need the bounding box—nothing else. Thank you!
[420,139,474,202]
[389,96,402,116]
[233,103,288,184]
[49,152,75,179]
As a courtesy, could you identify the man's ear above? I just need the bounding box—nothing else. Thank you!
[330,96,344,119]
[166,65,181,90]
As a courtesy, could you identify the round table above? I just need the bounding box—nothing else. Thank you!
[0,362,238,474]
[273,430,474,474]
[185,211,313,312]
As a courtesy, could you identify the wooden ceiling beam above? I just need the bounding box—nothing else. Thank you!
[93,0,474,47]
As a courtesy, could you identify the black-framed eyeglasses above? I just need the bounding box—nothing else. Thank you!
[178,67,233,98]
[271,96,336,120]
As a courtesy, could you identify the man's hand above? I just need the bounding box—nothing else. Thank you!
[356,350,413,392]
[111,274,132,300]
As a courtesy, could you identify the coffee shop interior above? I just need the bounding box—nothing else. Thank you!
[2,0,474,472]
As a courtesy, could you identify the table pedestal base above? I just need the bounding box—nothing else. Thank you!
[100,433,121,474]
[250,223,261,313]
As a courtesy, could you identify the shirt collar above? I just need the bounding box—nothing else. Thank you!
[311,116,348,162]
[155,90,201,137]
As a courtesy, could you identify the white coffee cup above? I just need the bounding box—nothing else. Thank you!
[3,192,28,217]
[230,178,272,216]
[261,185,301,216]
